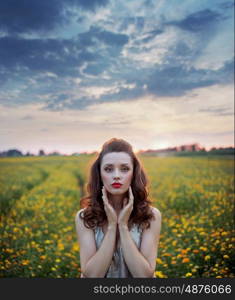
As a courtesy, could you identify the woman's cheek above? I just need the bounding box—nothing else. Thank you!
[127,172,133,183]
[102,173,110,186]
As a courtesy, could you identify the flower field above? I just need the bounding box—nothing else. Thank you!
[0,155,234,278]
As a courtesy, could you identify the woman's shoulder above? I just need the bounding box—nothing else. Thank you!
[150,206,162,229]
[75,208,87,224]
[75,208,93,235]
[149,206,162,222]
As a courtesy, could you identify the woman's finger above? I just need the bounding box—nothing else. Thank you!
[102,186,108,201]
[102,187,110,205]
[128,186,134,203]
[129,185,133,197]
[102,187,109,210]
[103,186,110,203]
[102,187,115,211]
[123,197,128,207]
[101,187,105,201]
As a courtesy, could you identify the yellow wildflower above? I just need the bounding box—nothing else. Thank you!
[72,243,79,252]
[199,246,207,251]
[57,242,64,251]
[162,253,171,257]
[21,260,30,266]
[155,271,167,278]
[156,258,163,264]
[5,248,14,253]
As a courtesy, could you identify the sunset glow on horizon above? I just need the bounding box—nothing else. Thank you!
[0,0,234,155]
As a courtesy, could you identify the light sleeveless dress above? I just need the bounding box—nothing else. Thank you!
[94,224,143,278]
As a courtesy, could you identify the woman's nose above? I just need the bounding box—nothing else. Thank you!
[113,169,120,179]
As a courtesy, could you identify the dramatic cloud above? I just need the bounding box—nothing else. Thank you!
[0,0,233,111]
[166,9,222,32]
[146,59,234,97]
[0,0,109,35]
[0,0,234,152]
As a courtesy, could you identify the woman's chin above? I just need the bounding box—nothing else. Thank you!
[111,190,123,193]
[109,189,124,195]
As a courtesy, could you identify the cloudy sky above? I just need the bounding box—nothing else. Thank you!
[0,0,234,154]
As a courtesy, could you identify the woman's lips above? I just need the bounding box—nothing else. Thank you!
[112,183,122,188]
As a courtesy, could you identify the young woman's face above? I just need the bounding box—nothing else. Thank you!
[100,152,134,195]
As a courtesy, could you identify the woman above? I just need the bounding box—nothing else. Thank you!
[75,138,162,278]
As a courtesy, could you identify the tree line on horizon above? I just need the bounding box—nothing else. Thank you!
[0,144,234,157]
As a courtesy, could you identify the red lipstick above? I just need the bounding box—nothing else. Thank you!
[112,183,122,188]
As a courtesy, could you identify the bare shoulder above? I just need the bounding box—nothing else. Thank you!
[148,206,162,231]
[75,208,86,221]
[150,206,162,220]
[75,208,88,232]
[75,208,84,223]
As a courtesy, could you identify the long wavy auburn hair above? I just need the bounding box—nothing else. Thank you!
[79,138,155,230]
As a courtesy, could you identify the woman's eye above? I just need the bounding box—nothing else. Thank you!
[104,167,129,172]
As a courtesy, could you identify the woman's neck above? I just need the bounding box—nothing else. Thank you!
[107,193,125,213]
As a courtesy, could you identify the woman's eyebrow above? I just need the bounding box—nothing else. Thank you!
[103,163,130,166]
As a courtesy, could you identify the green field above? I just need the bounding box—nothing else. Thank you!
[0,155,234,278]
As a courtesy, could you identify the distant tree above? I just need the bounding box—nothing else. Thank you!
[38,149,45,156]
[7,149,23,157]
[48,151,60,156]
[26,151,33,156]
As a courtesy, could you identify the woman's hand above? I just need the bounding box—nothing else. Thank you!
[102,186,118,226]
[118,186,134,227]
